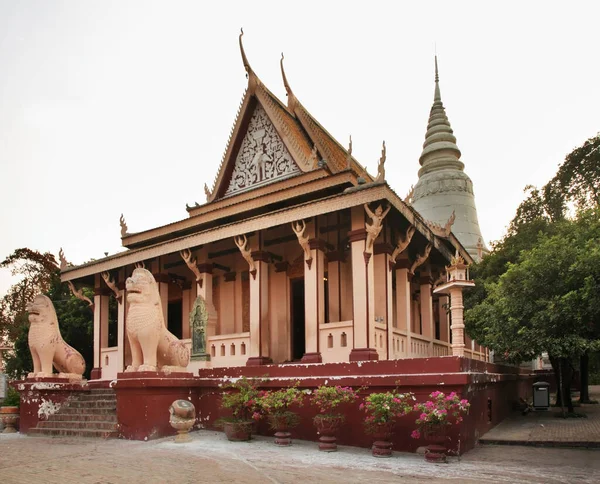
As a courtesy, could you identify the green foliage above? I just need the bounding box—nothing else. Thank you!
[2,386,20,407]
[465,209,600,364]
[260,383,304,416]
[310,385,358,415]
[219,376,264,422]
[360,391,414,432]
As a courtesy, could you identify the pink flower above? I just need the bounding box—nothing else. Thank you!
[431,391,441,398]
[359,403,365,411]
[419,413,428,421]
[460,399,469,406]
[411,430,421,439]
[252,412,261,421]
[425,401,435,409]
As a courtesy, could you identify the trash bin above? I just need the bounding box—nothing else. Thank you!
[533,381,550,410]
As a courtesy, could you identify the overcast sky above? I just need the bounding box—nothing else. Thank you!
[1,0,599,296]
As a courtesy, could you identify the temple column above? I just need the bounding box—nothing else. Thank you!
[348,206,378,361]
[438,295,449,343]
[247,251,271,365]
[116,277,125,373]
[374,244,393,360]
[181,282,192,339]
[302,238,325,363]
[420,275,434,354]
[196,264,216,341]
[449,287,465,357]
[327,252,343,323]
[91,279,102,379]
[220,272,237,335]
[395,261,412,358]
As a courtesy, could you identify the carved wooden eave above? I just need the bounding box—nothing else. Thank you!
[62,183,470,283]
[123,171,356,249]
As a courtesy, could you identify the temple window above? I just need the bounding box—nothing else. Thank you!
[240,342,246,355]
[220,344,225,356]
[327,333,333,348]
[230,343,235,356]
[211,345,216,358]
[341,332,347,347]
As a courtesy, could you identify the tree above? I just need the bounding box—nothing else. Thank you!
[465,211,600,414]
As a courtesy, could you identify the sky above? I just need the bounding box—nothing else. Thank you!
[1,0,599,296]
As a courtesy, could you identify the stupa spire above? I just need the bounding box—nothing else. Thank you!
[412,55,488,261]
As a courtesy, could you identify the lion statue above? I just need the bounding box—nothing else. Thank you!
[125,268,190,373]
[26,294,86,380]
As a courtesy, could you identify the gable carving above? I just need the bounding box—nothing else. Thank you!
[224,104,301,196]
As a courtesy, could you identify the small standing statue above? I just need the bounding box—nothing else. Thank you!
[391,225,416,262]
[364,203,391,254]
[189,296,208,357]
[291,220,312,266]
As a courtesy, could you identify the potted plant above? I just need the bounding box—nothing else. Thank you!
[310,385,358,452]
[1,386,21,434]
[410,391,470,462]
[217,377,264,441]
[360,390,415,457]
[261,383,304,446]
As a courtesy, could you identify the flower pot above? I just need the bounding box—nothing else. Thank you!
[268,412,298,446]
[370,421,395,458]
[223,421,253,442]
[422,424,448,463]
[313,414,344,452]
[1,406,20,434]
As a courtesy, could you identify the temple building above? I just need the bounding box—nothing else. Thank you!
[412,57,488,261]
[60,34,488,381]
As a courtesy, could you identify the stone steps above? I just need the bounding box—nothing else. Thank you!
[30,388,119,439]
[28,427,119,438]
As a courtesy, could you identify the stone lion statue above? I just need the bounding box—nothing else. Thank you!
[125,268,190,373]
[26,294,86,380]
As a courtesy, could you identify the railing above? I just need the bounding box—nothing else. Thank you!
[432,340,450,357]
[372,322,387,359]
[410,333,431,357]
[100,346,119,380]
[207,333,250,368]
[390,329,408,359]
[320,321,353,364]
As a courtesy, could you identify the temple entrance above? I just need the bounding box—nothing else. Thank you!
[291,278,305,360]
[167,300,183,339]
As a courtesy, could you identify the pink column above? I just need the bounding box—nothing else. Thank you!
[449,287,465,357]
[247,252,271,365]
[395,261,412,357]
[374,244,393,360]
[419,275,434,354]
[348,206,378,362]
[302,239,325,363]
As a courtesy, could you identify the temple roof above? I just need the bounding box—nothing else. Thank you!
[205,30,370,205]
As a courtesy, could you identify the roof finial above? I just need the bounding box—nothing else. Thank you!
[280,52,298,112]
[434,55,441,102]
[239,28,251,78]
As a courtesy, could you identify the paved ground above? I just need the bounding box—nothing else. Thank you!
[480,385,600,447]
[1,431,599,484]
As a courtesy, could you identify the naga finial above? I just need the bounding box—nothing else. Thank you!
[58,247,69,271]
[120,214,128,238]
[376,140,386,182]
[204,183,212,202]
[346,135,353,169]
[404,185,414,204]
[239,28,251,77]
[280,52,298,111]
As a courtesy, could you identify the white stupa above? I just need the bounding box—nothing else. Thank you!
[412,57,488,261]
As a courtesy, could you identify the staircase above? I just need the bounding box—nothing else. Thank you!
[29,388,119,438]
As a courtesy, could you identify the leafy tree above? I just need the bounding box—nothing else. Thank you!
[465,211,600,414]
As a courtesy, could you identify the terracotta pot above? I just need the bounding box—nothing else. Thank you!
[313,414,345,452]
[422,424,448,463]
[268,412,298,446]
[370,421,395,458]
[223,421,253,441]
[1,406,20,434]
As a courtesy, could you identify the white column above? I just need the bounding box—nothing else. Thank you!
[449,287,465,357]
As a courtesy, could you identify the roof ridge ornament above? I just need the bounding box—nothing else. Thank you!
[120,214,129,238]
[280,52,298,112]
[346,135,353,169]
[239,28,259,94]
[425,210,455,237]
[376,140,386,182]
[434,55,441,102]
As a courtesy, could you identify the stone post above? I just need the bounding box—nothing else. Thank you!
[395,261,412,357]
[348,206,378,361]
[247,251,271,365]
[449,286,465,357]
[302,237,325,363]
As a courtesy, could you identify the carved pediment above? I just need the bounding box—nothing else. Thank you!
[224,104,301,196]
